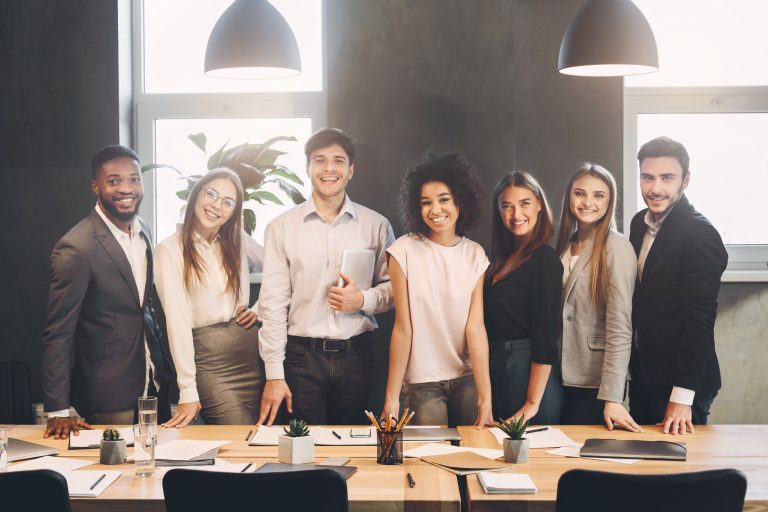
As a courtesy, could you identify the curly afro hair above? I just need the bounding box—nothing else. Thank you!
[399,151,485,237]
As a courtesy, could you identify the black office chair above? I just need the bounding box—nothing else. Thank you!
[0,361,34,423]
[163,467,350,512]
[556,468,747,512]
[0,469,72,512]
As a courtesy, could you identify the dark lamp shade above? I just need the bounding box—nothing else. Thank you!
[204,0,302,80]
[558,0,658,77]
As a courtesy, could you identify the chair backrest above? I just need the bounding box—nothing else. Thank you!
[556,468,747,512]
[0,469,72,512]
[163,468,350,512]
[0,361,34,423]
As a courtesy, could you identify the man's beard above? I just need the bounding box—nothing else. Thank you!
[101,194,143,222]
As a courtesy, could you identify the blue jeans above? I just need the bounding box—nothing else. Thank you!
[401,373,478,427]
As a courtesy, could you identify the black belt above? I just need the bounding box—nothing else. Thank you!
[288,332,371,353]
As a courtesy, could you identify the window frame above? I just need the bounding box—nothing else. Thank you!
[131,0,327,238]
[623,85,768,282]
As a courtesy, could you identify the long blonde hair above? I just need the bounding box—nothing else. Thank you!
[556,163,618,308]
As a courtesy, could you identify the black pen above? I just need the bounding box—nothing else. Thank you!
[241,463,253,473]
[90,473,106,491]
[407,472,416,488]
[525,427,549,434]
[332,430,342,440]
[245,429,253,442]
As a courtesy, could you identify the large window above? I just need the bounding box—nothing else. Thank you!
[624,0,768,280]
[134,0,324,246]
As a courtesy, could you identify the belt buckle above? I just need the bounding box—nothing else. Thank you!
[322,337,340,352]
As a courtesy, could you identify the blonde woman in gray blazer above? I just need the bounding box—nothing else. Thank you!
[556,164,641,432]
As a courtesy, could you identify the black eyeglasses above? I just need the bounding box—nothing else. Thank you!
[202,187,237,209]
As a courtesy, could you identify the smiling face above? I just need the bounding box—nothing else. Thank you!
[91,156,144,226]
[420,181,459,239]
[499,185,541,240]
[192,177,238,240]
[639,156,689,221]
[569,174,611,229]
[307,143,354,202]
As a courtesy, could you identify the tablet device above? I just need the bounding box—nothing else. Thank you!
[338,249,375,289]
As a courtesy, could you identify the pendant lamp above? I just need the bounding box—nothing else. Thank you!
[204,0,302,79]
[558,0,658,77]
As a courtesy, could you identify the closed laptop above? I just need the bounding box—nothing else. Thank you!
[580,438,687,461]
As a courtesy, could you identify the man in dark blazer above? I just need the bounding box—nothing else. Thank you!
[42,145,171,439]
[629,136,727,435]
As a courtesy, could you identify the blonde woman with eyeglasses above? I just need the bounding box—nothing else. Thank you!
[155,168,264,426]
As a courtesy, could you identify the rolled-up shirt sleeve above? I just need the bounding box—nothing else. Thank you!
[360,220,396,315]
[258,221,293,380]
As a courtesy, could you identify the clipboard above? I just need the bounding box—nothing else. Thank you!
[338,249,375,289]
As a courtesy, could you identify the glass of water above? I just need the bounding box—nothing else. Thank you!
[138,396,158,426]
[133,423,156,477]
[0,426,8,473]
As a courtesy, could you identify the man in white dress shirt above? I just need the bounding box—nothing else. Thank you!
[42,146,171,438]
[257,128,395,425]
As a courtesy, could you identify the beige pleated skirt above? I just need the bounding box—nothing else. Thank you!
[193,319,264,424]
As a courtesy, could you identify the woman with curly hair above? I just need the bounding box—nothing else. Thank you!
[485,171,563,425]
[381,152,493,427]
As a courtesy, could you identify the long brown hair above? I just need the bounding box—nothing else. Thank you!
[556,163,618,308]
[489,171,554,280]
[181,168,244,301]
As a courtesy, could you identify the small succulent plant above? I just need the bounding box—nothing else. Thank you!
[102,428,122,441]
[495,416,530,440]
[283,419,310,438]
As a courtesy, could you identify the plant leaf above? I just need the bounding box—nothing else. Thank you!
[207,140,230,170]
[243,208,256,235]
[267,165,304,185]
[251,135,296,165]
[176,189,191,201]
[141,163,183,176]
[187,133,207,154]
[250,190,284,205]
[277,180,306,204]
[236,162,266,189]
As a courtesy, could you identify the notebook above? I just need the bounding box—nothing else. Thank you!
[478,471,537,494]
[580,438,687,461]
[7,438,59,462]
[254,462,357,480]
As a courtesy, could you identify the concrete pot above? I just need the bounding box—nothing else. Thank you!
[503,438,529,463]
[99,439,126,465]
[278,435,315,464]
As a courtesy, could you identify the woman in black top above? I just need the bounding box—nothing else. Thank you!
[485,171,563,424]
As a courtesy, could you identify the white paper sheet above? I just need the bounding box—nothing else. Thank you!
[68,427,135,448]
[489,426,578,448]
[249,426,377,446]
[9,456,95,473]
[154,439,230,461]
[172,459,257,473]
[546,444,641,464]
[403,442,504,460]
[63,470,122,497]
[248,425,283,445]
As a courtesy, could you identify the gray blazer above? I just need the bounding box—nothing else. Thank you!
[559,232,637,403]
[42,209,165,415]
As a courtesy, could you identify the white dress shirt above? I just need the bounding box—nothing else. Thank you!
[258,195,395,380]
[637,207,696,406]
[154,226,253,404]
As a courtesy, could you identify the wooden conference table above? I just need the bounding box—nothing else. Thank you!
[7,424,768,512]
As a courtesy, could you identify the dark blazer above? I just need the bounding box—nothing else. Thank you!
[42,209,169,415]
[629,195,727,400]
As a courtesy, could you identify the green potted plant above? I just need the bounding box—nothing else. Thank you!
[278,419,314,464]
[496,416,531,463]
[99,428,126,465]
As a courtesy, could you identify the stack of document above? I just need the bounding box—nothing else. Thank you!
[175,459,256,473]
[9,456,95,473]
[477,472,537,494]
[249,426,377,446]
[155,439,230,466]
[420,451,513,476]
[68,428,135,448]
[403,442,503,461]
[489,426,577,448]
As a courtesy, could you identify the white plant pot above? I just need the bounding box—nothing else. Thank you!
[278,435,315,464]
[503,438,529,464]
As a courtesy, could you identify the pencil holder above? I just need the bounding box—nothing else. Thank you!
[377,430,403,465]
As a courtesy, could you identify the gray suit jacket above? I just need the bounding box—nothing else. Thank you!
[559,232,636,403]
[42,209,165,415]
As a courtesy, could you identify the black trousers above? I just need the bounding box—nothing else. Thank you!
[561,386,606,425]
[284,332,375,425]
[629,377,716,425]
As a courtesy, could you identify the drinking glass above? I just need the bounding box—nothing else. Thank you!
[138,396,158,426]
[133,423,156,477]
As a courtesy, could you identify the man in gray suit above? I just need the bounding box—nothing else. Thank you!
[42,146,170,439]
